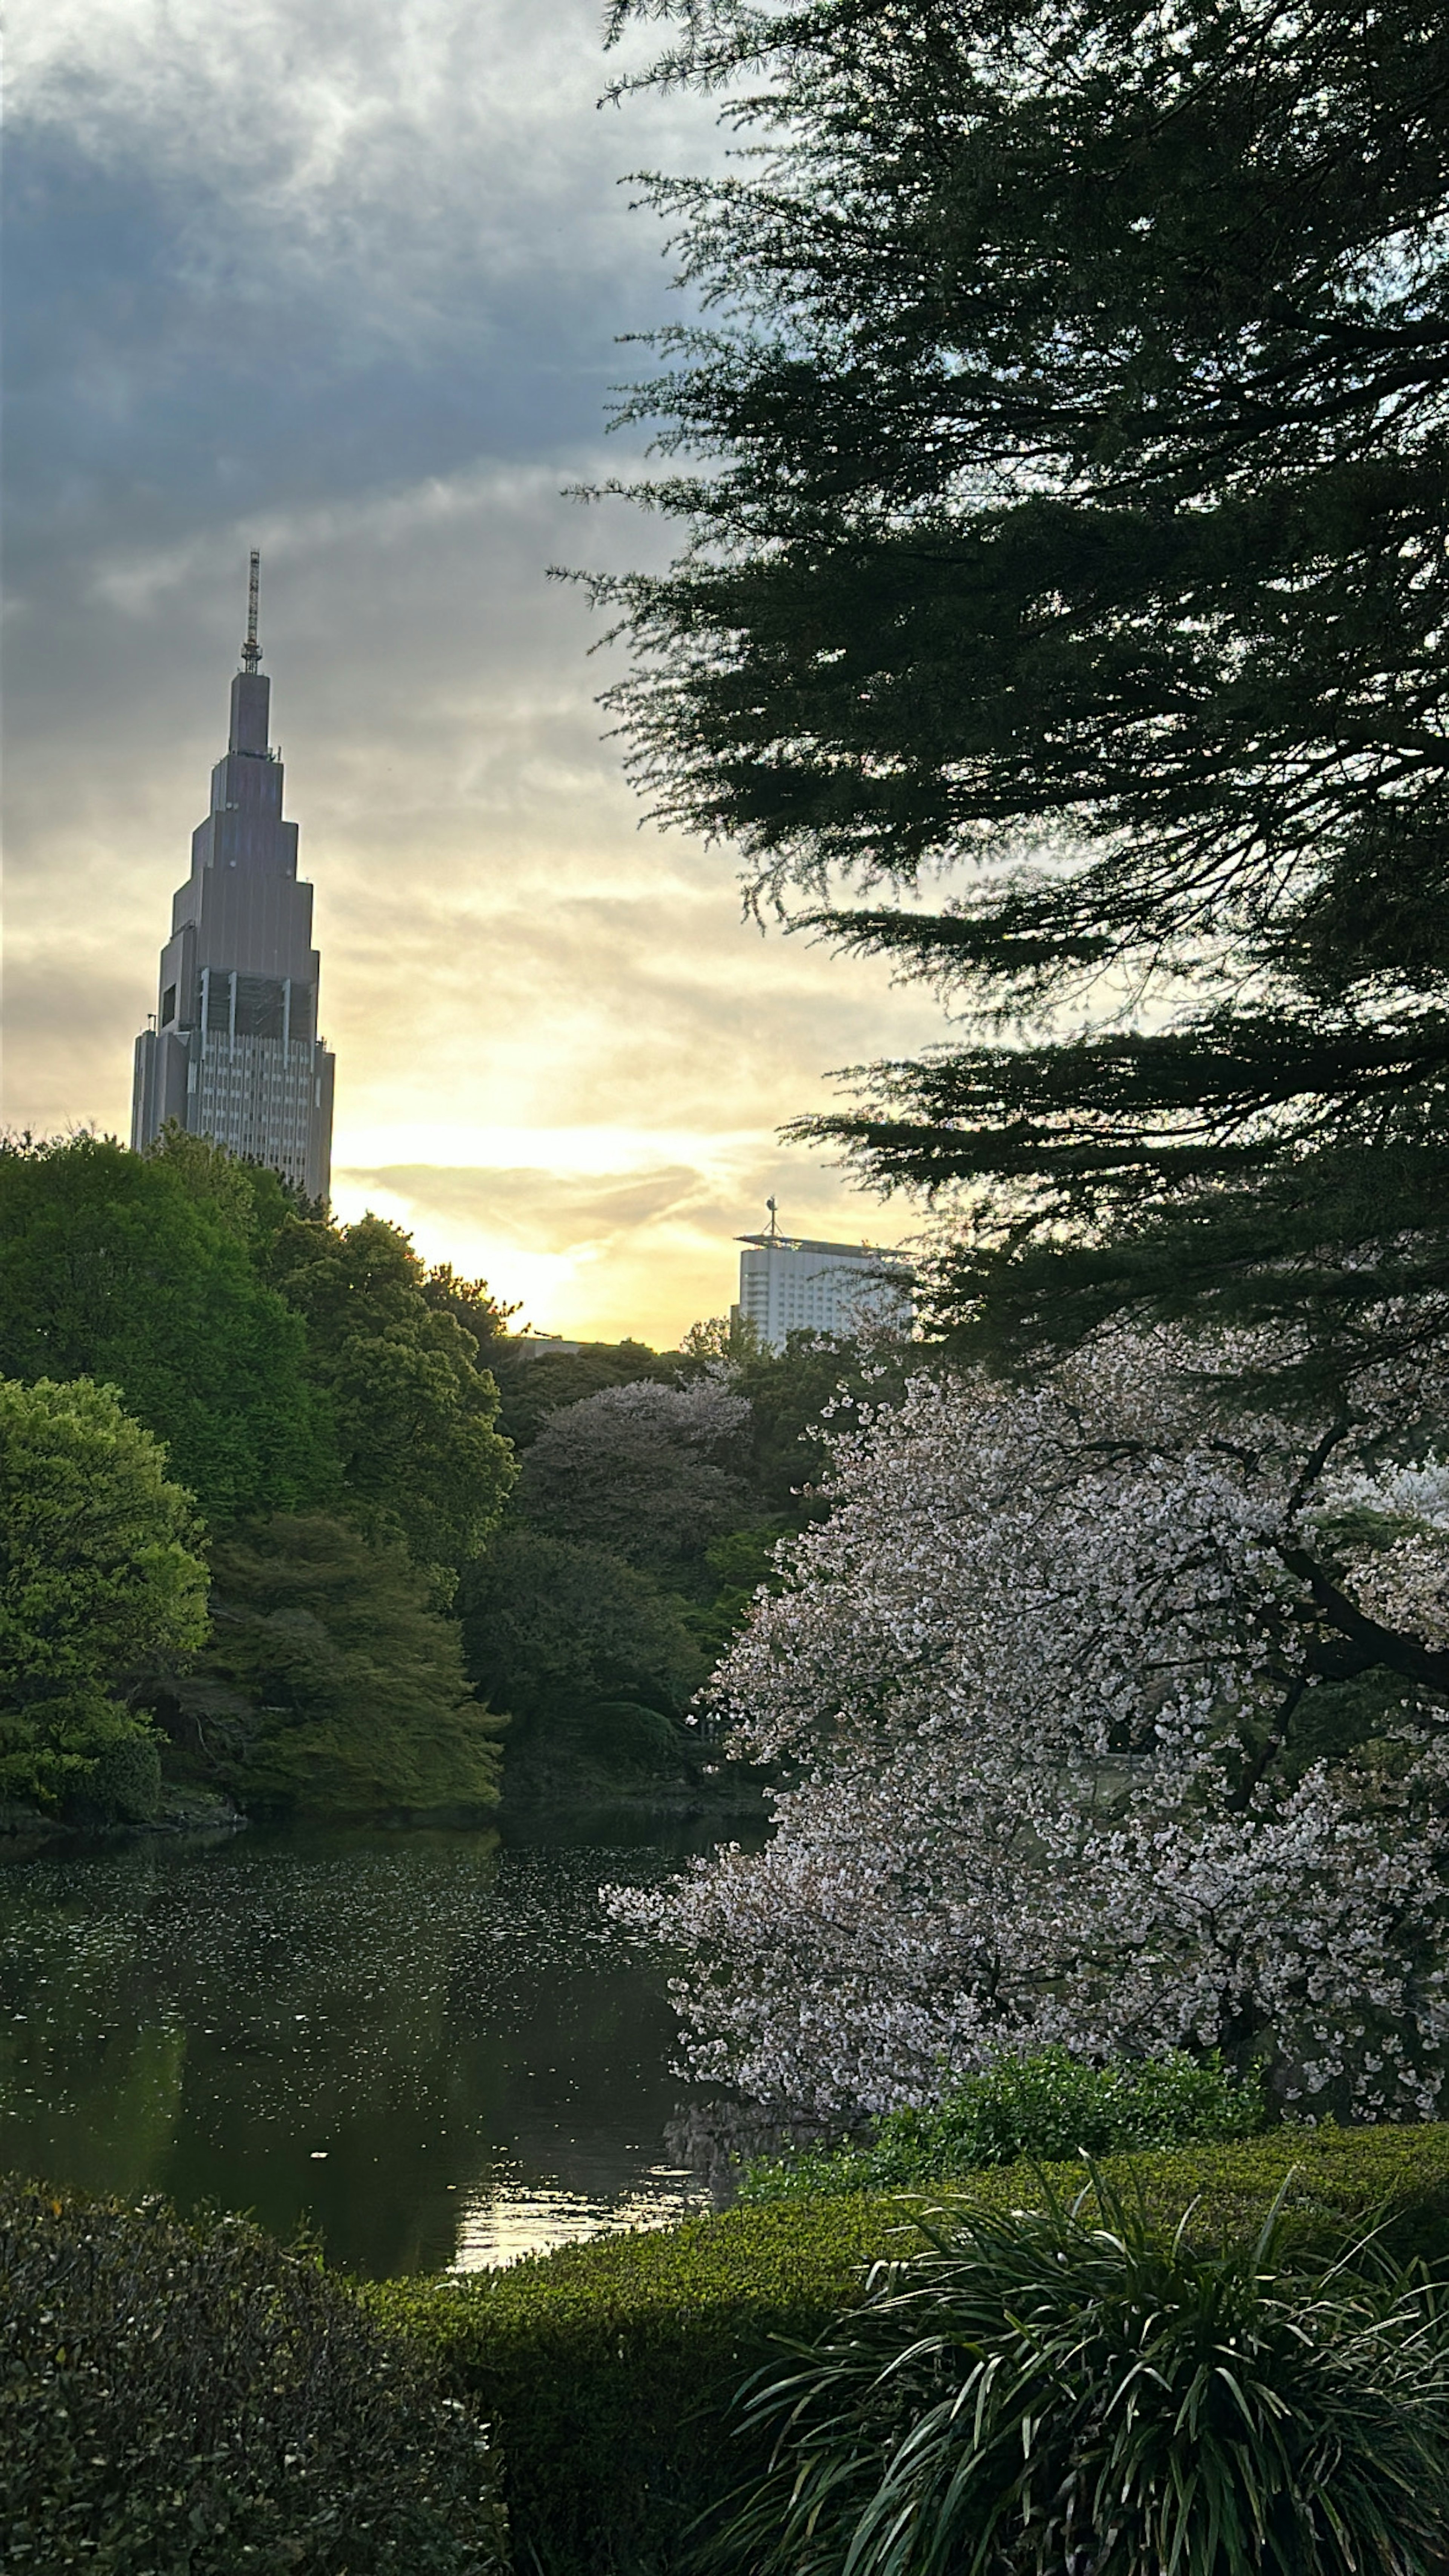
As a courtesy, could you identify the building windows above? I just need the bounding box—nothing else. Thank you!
[736,1230,913,1350]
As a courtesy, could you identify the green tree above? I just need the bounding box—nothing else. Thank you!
[0,1376,208,1808]
[682,1523,788,1661]
[0,1134,335,1523]
[680,1322,917,1519]
[598,0,1449,1367]
[458,1526,706,1796]
[420,1263,520,1364]
[264,1213,513,1586]
[458,1527,705,1725]
[159,1513,504,1817]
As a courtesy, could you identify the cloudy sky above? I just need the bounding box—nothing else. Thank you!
[3,0,941,1345]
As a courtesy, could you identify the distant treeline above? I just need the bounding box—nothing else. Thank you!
[0,1130,901,1825]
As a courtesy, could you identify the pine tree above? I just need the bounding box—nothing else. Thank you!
[598,0,1449,1364]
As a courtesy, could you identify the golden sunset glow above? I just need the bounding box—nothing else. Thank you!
[2,4,943,1346]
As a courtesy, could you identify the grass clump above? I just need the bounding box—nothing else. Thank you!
[375,2124,1449,2576]
[715,2172,1449,2576]
[0,2175,508,2574]
[739,2048,1268,2202]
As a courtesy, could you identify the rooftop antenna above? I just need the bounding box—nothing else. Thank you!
[241,550,261,673]
[765,1195,781,1243]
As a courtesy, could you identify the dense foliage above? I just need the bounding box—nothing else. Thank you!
[460,1326,900,1795]
[374,2125,1449,2576]
[593,0,1449,1363]
[458,1525,706,1796]
[740,2049,1267,2201]
[461,1527,704,1720]
[0,1130,914,1819]
[0,1376,208,1811]
[263,1210,514,1593]
[158,1513,504,1816]
[488,1335,676,1449]
[517,1377,753,1584]
[613,1333,1449,2115]
[0,1135,518,1821]
[0,1132,332,1525]
[721,2179,1449,2576]
[0,2175,508,2574]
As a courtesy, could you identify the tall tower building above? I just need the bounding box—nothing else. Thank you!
[130,556,335,1201]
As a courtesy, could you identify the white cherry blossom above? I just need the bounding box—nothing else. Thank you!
[609,1336,1449,2118]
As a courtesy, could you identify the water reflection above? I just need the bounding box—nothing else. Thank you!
[0,1814,740,2277]
[451,2164,698,2270]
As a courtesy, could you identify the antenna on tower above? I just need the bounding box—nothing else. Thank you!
[765,1195,781,1243]
[241,551,261,673]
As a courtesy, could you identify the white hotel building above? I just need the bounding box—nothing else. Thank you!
[734,1206,913,1349]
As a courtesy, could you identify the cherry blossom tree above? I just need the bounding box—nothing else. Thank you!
[517,1377,752,1583]
[611,1337,1449,2118]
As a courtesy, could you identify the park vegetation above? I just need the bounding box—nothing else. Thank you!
[0,2175,508,2573]
[0,1127,872,1827]
[371,2121,1449,2576]
[532,2,1449,2557]
[718,2175,1449,2576]
[585,0,1449,2136]
[595,0,1449,1388]
[10,1,1449,2567]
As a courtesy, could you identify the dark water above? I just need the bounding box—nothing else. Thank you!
[0,1813,733,2278]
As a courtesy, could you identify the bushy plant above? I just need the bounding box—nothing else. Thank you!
[715,2176,1449,2576]
[0,2175,508,2573]
[374,2126,1449,2576]
[740,2050,1268,2201]
[587,1698,689,1773]
[68,1730,163,1827]
[0,1132,335,1524]
[458,1526,704,1729]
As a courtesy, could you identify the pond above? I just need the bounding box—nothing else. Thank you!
[0,1812,739,2279]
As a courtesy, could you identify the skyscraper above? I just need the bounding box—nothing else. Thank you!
[130,556,335,1201]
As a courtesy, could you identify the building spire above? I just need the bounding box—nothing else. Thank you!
[241,549,261,674]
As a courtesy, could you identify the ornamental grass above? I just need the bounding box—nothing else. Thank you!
[713,2170,1449,2576]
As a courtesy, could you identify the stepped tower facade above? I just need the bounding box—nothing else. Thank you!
[131,557,335,1201]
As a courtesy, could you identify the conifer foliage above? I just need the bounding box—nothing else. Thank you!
[600,0,1449,1353]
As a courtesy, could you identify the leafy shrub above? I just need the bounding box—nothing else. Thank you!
[459,1527,705,1732]
[0,2175,508,2573]
[740,2048,1268,2201]
[717,2175,1449,2576]
[373,2125,1449,2576]
[70,1730,163,1827]
[587,1699,689,1772]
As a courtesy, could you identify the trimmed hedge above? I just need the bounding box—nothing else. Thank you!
[0,2176,508,2573]
[372,2124,1449,2576]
